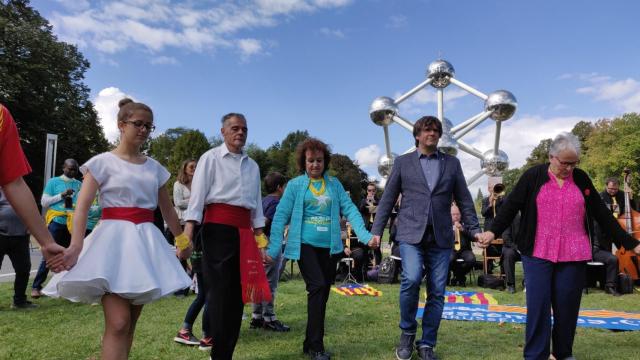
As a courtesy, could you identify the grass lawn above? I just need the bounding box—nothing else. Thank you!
[1,265,639,359]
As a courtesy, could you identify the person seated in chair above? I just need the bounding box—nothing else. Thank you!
[449,204,476,286]
[591,222,622,296]
[500,212,521,294]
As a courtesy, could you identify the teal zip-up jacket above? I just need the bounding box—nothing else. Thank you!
[267,173,372,260]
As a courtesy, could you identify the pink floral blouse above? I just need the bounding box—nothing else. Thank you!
[533,171,592,262]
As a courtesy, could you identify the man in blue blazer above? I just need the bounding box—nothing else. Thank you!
[371,116,481,360]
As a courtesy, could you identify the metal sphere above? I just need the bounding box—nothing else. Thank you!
[484,90,517,121]
[480,149,509,177]
[437,118,458,156]
[369,96,398,126]
[427,60,455,88]
[377,153,397,178]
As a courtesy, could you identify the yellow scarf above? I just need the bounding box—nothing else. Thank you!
[45,209,74,233]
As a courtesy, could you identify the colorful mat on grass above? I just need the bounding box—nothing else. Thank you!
[331,284,382,296]
[443,291,498,305]
[417,302,640,331]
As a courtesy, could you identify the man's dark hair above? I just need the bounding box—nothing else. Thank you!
[221,112,246,125]
[295,138,331,175]
[264,172,287,193]
[413,116,443,147]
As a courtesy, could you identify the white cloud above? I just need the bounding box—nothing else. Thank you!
[150,56,178,65]
[573,75,640,113]
[387,15,407,29]
[319,27,345,38]
[237,38,264,59]
[354,144,382,168]
[93,87,135,142]
[47,0,353,60]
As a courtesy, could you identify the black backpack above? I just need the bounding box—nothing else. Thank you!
[378,257,399,284]
[477,274,505,290]
[617,273,634,294]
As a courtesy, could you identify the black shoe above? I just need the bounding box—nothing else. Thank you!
[308,351,331,360]
[417,346,438,360]
[605,286,622,297]
[11,301,38,309]
[458,276,467,287]
[506,285,516,294]
[249,318,264,329]
[395,333,415,360]
[264,319,290,332]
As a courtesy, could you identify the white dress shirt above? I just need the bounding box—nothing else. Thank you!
[184,143,265,228]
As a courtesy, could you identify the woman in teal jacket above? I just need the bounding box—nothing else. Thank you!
[266,138,377,360]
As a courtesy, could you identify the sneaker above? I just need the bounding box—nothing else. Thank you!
[11,301,38,309]
[308,351,331,360]
[395,333,415,360]
[249,318,264,329]
[417,346,438,360]
[263,320,290,332]
[199,336,213,351]
[173,329,199,346]
[605,286,622,297]
[31,289,42,299]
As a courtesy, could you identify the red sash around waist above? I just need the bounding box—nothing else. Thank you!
[203,203,271,304]
[101,207,154,224]
[204,203,250,228]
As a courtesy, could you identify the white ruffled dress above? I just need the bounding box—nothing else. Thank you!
[43,152,191,305]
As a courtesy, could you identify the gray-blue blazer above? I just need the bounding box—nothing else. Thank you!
[371,150,480,248]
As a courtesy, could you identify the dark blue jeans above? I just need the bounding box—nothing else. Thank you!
[521,255,585,360]
[32,222,71,290]
[183,271,209,336]
[398,233,452,348]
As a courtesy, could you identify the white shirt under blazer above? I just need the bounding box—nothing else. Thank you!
[184,143,265,229]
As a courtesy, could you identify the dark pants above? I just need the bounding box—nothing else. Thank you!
[183,271,210,336]
[449,249,475,281]
[298,244,339,354]
[592,249,618,288]
[202,223,243,360]
[0,234,31,305]
[32,222,71,290]
[522,255,585,360]
[501,246,522,286]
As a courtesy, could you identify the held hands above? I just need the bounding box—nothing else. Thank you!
[344,247,352,256]
[634,244,640,256]
[175,233,193,260]
[43,242,67,272]
[475,231,495,248]
[368,235,380,249]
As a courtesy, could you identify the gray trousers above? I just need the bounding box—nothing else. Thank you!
[252,252,283,321]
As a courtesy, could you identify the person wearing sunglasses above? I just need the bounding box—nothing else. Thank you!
[479,132,640,360]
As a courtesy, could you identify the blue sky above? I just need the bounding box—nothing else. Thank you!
[31,0,640,194]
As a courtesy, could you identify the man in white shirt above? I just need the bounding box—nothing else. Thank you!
[183,113,267,360]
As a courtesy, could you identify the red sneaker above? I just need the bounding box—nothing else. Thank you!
[199,336,213,351]
[173,329,199,346]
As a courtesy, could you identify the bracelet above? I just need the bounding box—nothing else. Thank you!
[174,233,191,250]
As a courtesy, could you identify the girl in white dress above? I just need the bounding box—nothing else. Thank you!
[43,98,192,360]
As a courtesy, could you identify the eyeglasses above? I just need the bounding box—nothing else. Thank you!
[553,156,579,168]
[123,120,155,132]
[367,189,376,192]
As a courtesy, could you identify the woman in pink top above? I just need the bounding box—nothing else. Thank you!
[480,132,640,360]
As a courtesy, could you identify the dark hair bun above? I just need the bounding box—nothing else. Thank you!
[118,98,133,108]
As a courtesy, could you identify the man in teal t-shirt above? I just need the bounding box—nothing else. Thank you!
[31,159,81,297]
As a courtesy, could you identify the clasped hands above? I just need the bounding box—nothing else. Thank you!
[43,242,81,273]
[475,231,495,248]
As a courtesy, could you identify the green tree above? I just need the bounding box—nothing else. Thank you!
[266,130,309,178]
[148,127,190,166]
[474,188,484,214]
[1,0,109,196]
[169,130,210,174]
[581,113,640,196]
[329,153,369,204]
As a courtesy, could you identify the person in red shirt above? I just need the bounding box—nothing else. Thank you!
[0,104,65,270]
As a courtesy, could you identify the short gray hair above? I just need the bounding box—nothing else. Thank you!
[549,132,581,157]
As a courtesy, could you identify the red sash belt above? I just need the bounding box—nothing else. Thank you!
[101,207,154,224]
[204,203,272,304]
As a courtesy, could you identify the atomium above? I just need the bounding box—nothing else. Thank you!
[369,59,517,185]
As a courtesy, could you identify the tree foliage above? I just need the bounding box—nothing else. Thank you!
[329,153,369,204]
[581,113,640,196]
[0,0,109,196]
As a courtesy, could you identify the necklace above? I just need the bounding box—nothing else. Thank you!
[308,178,326,197]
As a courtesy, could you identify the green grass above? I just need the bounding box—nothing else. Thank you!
[1,268,639,359]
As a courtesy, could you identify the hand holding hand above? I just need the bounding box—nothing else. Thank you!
[344,247,352,256]
[368,235,380,249]
[176,244,193,260]
[42,242,66,272]
[60,244,82,271]
[633,244,640,256]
